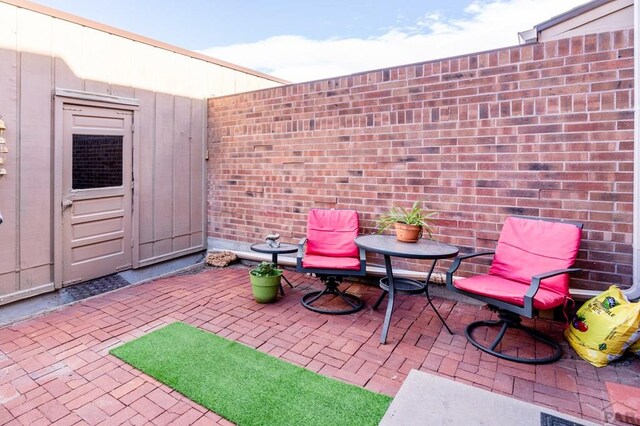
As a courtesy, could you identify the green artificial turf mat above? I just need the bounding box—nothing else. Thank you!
[110,322,392,426]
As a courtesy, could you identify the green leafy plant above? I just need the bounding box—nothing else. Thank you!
[377,201,437,239]
[250,261,282,277]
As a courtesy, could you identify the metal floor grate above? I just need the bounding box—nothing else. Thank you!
[540,413,585,426]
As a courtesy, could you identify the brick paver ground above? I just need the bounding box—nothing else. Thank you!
[1,266,640,425]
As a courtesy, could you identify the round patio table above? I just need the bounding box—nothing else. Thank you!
[354,235,459,344]
[250,242,298,295]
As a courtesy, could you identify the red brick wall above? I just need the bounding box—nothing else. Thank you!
[207,30,635,292]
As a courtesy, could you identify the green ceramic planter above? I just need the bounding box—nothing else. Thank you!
[249,273,281,303]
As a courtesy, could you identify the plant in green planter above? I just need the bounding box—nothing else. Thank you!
[249,262,282,303]
[377,201,437,242]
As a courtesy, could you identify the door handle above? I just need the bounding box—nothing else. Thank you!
[62,199,73,210]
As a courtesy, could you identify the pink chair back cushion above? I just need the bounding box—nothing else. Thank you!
[489,216,581,296]
[306,209,359,258]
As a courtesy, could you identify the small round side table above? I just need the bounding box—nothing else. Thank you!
[250,243,298,295]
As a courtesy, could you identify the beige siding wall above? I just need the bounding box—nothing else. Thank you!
[0,2,282,304]
[539,0,633,41]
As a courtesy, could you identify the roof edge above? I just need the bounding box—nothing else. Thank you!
[1,0,289,85]
[536,0,614,32]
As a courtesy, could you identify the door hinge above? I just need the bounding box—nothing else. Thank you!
[131,123,135,133]
[205,150,209,161]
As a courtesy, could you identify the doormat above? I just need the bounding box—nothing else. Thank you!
[110,322,392,426]
[59,274,131,303]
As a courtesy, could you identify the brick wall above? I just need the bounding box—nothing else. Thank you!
[207,30,635,292]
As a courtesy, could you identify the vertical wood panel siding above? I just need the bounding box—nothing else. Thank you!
[0,2,283,304]
[0,4,18,297]
[207,30,635,293]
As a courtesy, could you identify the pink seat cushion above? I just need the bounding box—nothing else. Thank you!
[302,255,362,270]
[488,217,581,297]
[453,274,566,310]
[306,209,360,258]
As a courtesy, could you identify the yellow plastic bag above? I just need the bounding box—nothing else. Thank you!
[565,285,640,367]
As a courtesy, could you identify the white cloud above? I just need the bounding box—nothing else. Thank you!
[464,2,483,14]
[199,0,589,83]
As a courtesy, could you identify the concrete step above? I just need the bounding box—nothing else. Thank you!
[381,369,597,426]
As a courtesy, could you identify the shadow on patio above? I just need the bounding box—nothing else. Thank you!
[1,266,640,425]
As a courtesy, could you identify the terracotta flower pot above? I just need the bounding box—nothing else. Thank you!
[394,222,423,243]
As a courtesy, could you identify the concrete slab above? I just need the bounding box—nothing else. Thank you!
[118,252,204,284]
[381,370,597,426]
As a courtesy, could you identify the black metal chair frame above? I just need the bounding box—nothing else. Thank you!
[296,237,367,315]
[445,217,583,364]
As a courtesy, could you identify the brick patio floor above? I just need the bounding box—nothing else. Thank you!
[1,266,640,425]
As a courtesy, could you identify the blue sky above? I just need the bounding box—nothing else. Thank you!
[34,0,591,82]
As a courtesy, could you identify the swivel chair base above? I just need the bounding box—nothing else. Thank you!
[465,309,562,365]
[301,276,364,315]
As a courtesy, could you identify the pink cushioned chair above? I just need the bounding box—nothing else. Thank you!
[297,209,366,314]
[446,216,582,364]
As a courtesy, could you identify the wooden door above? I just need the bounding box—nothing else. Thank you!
[61,105,133,285]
